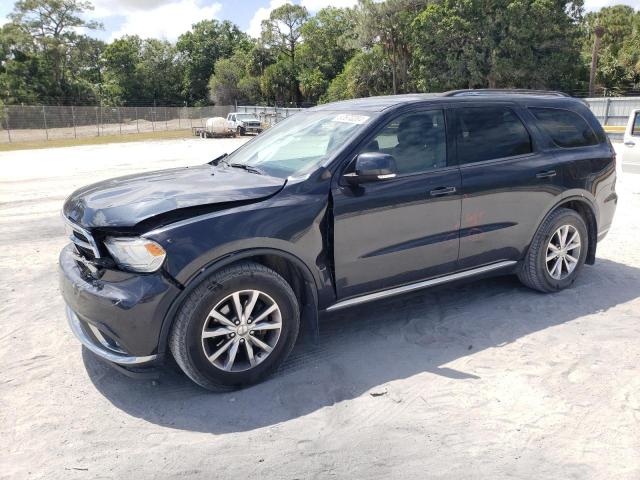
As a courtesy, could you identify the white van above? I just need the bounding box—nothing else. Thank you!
[620,109,640,173]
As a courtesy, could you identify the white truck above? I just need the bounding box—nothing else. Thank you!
[193,112,264,138]
[226,112,263,136]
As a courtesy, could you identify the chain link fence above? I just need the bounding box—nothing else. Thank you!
[1,98,639,144]
[0,105,233,143]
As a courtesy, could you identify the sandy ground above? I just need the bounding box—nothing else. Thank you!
[1,139,639,479]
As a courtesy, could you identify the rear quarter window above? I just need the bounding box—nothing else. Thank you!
[529,107,599,148]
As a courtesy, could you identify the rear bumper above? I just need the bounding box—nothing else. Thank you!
[59,244,180,362]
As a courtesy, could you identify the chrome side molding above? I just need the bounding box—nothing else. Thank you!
[326,260,518,312]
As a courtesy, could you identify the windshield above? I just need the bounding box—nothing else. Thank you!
[236,113,259,121]
[225,110,372,178]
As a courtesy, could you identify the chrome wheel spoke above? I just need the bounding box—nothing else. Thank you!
[251,321,282,331]
[552,258,562,278]
[546,250,559,261]
[251,304,277,325]
[202,327,233,338]
[566,240,581,251]
[208,339,233,362]
[223,340,240,371]
[209,309,235,328]
[232,292,244,321]
[249,335,273,353]
[244,291,260,320]
[245,339,256,367]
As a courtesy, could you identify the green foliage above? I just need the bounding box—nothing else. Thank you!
[1,0,103,104]
[0,0,637,108]
[260,4,309,104]
[323,46,393,102]
[411,0,585,92]
[352,0,427,94]
[299,7,356,83]
[176,19,250,105]
[582,6,640,94]
[208,50,262,105]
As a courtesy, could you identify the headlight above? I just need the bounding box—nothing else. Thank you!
[104,237,166,272]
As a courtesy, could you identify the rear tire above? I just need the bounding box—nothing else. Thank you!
[518,208,588,293]
[169,262,300,391]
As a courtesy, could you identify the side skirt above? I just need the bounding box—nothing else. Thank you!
[326,260,518,312]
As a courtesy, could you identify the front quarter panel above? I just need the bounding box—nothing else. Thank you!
[146,179,333,302]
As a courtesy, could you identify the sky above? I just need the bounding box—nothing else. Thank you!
[0,0,638,43]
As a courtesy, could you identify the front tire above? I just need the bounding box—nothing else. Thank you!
[169,262,300,391]
[518,208,588,293]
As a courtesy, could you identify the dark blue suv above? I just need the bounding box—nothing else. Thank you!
[60,90,618,390]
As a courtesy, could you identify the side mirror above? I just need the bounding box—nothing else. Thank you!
[345,152,398,184]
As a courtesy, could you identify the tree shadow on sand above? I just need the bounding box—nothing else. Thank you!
[83,258,640,433]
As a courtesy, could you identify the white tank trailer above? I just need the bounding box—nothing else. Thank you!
[200,117,235,138]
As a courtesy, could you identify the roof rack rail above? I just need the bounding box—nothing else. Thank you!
[443,89,570,98]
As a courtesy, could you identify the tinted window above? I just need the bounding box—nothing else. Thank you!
[361,110,447,175]
[530,107,599,148]
[633,112,640,136]
[456,107,532,164]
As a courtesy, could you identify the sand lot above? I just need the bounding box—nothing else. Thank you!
[1,138,639,479]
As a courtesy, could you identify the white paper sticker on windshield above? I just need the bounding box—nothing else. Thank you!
[333,114,369,125]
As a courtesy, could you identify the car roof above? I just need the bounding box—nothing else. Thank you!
[311,90,583,113]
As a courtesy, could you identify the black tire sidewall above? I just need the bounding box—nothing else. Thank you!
[182,271,299,388]
[536,211,588,291]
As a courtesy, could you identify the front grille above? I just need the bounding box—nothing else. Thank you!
[65,218,101,259]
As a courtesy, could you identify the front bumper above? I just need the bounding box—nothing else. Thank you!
[59,244,180,363]
[66,306,157,365]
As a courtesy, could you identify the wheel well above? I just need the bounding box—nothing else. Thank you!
[221,254,319,339]
[557,200,597,265]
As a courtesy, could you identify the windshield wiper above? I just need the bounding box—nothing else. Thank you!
[230,163,265,175]
[208,153,229,166]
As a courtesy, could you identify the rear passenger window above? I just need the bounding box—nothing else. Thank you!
[530,107,598,148]
[455,107,532,164]
[633,113,640,136]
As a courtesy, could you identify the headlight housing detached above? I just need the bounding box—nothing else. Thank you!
[104,237,166,273]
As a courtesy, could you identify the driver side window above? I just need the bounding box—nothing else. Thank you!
[360,110,447,175]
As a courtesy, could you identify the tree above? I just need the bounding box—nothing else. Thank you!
[323,46,393,102]
[8,0,102,102]
[261,61,295,105]
[297,7,357,102]
[582,6,640,94]
[176,19,250,105]
[352,0,426,94]
[101,35,143,105]
[261,4,309,104]
[208,50,262,105]
[411,0,584,92]
[138,39,183,104]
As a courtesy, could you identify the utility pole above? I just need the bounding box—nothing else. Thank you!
[589,24,604,97]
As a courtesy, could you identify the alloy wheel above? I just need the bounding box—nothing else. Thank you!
[546,224,581,280]
[201,290,282,372]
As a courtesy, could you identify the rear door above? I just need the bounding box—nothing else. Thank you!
[331,107,462,299]
[453,103,563,270]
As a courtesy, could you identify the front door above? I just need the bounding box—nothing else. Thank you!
[332,108,462,300]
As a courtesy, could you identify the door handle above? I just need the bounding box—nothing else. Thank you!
[536,170,557,179]
[430,186,457,196]
[624,140,635,147]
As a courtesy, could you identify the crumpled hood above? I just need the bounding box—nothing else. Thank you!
[63,165,286,228]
